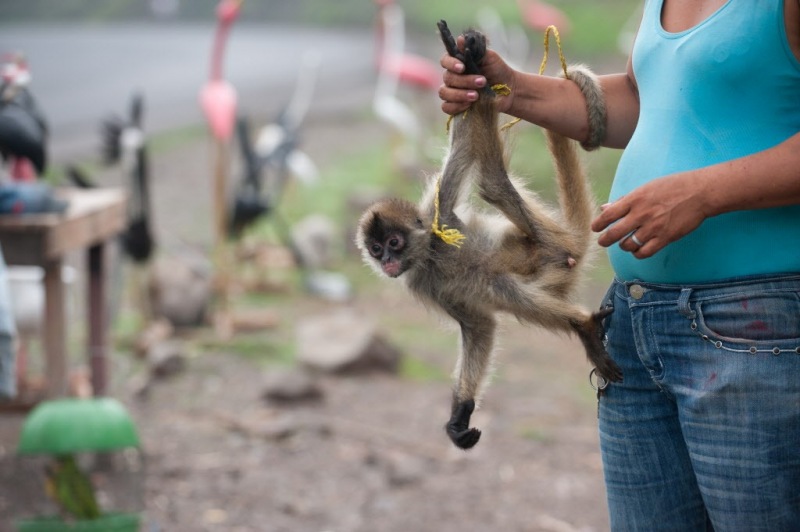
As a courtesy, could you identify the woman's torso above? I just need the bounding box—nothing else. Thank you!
[608,0,800,283]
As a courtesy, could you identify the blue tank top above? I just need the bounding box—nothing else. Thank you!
[607,0,800,283]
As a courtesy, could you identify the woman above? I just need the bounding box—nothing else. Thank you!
[439,1,800,529]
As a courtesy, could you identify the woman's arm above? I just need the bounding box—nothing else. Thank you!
[438,43,641,148]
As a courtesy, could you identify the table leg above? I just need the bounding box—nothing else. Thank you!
[43,259,67,397]
[88,243,107,396]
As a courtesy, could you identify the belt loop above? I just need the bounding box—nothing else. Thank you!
[606,278,620,307]
[677,288,695,319]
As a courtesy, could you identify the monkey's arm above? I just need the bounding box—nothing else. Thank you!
[445,307,497,449]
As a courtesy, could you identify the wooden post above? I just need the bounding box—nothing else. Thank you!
[212,140,233,339]
[42,259,67,397]
[88,243,107,396]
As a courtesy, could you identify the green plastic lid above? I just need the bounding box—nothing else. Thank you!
[17,398,140,455]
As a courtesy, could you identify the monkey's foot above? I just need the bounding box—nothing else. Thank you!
[578,307,623,383]
[437,21,487,76]
[460,30,487,75]
[446,399,481,449]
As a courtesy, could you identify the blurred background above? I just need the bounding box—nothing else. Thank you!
[0,1,640,530]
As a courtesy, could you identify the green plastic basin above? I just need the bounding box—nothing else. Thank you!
[17,398,140,455]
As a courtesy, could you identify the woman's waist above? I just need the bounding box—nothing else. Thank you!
[610,272,800,305]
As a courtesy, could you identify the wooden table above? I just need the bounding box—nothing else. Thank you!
[0,187,126,398]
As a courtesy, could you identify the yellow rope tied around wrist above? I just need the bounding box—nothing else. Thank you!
[432,175,466,247]
[445,82,513,133]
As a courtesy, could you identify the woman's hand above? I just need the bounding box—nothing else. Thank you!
[591,172,711,259]
[439,36,517,116]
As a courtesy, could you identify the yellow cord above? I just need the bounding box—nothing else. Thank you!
[490,83,512,96]
[540,25,570,78]
[435,26,570,245]
[445,83,511,134]
[502,25,570,132]
[431,175,466,247]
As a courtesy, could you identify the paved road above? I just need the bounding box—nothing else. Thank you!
[0,22,376,164]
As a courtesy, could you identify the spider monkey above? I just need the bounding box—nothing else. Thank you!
[356,21,622,450]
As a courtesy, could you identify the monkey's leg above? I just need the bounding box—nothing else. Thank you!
[459,102,570,249]
[429,23,492,223]
[492,277,622,382]
[427,91,488,225]
[478,166,559,246]
[446,314,497,449]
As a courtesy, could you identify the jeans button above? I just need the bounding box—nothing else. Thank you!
[629,284,645,300]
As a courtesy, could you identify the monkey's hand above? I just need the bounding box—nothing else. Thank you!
[446,399,482,449]
[583,307,623,383]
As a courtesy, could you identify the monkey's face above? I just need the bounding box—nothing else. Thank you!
[356,199,427,279]
[366,230,407,277]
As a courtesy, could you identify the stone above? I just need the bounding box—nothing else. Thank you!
[148,340,187,378]
[295,310,402,374]
[261,368,323,405]
[290,214,337,270]
[148,255,211,327]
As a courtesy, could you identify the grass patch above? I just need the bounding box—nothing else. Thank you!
[403,0,641,59]
[399,355,449,382]
[516,423,553,443]
[148,124,207,156]
[280,144,416,225]
[2,0,641,60]
[198,332,295,367]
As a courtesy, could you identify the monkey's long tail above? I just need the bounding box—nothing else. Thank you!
[545,129,594,255]
[546,63,607,258]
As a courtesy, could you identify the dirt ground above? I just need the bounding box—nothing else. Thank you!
[0,100,614,531]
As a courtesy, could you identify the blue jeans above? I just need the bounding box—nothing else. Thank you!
[598,275,800,531]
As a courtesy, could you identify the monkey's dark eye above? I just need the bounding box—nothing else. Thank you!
[369,243,383,258]
[387,234,405,250]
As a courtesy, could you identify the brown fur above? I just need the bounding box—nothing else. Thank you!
[356,23,621,449]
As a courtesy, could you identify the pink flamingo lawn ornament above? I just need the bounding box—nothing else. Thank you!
[200,0,241,143]
[516,0,571,34]
[373,0,440,168]
[199,0,242,336]
[373,0,440,92]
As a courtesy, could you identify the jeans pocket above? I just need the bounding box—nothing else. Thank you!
[693,289,800,354]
